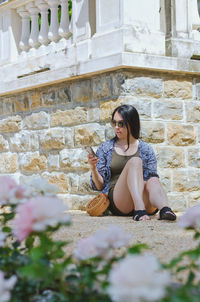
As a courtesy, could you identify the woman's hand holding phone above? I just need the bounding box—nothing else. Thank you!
[85,146,98,170]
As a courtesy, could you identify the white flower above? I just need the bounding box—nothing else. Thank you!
[178,205,200,229]
[0,271,17,302]
[26,178,59,197]
[73,224,131,261]
[73,237,98,260]
[108,254,171,302]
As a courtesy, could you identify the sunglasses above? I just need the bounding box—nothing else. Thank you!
[110,120,125,128]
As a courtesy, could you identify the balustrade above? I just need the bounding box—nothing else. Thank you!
[1,0,200,66]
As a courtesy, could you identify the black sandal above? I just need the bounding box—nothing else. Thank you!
[158,207,176,221]
[132,210,149,221]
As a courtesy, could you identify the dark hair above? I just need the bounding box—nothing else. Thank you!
[111,104,140,149]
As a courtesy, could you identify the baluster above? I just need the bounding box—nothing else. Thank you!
[26,2,40,48]
[36,0,50,45]
[192,0,200,30]
[17,6,30,51]
[58,0,71,39]
[46,0,60,42]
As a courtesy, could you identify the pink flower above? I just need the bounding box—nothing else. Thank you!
[13,196,70,241]
[178,204,200,229]
[0,176,18,204]
[0,176,27,205]
[0,271,17,302]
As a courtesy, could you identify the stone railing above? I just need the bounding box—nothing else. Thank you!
[1,0,200,94]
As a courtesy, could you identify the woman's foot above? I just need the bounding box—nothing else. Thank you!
[158,207,176,221]
[132,210,150,221]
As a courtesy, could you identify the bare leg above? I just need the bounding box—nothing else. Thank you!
[113,157,150,221]
[145,177,168,209]
[145,177,176,220]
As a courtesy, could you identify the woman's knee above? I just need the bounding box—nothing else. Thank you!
[145,177,160,192]
[126,157,142,168]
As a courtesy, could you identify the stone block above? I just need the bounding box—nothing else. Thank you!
[153,100,183,120]
[15,95,29,112]
[172,170,187,192]
[87,107,100,122]
[188,147,200,168]
[167,193,187,212]
[121,77,163,98]
[3,98,15,115]
[100,97,152,122]
[140,122,165,143]
[187,170,200,191]
[70,171,94,194]
[156,146,185,168]
[92,75,112,100]
[30,92,42,109]
[19,152,47,172]
[0,153,17,173]
[74,124,105,146]
[100,99,123,122]
[42,172,69,193]
[105,123,115,140]
[23,112,49,130]
[188,192,200,208]
[65,128,74,148]
[10,131,39,152]
[40,128,65,150]
[164,80,192,99]
[47,154,60,171]
[0,102,3,116]
[51,107,87,127]
[111,72,126,96]
[0,116,21,133]
[57,87,71,104]
[71,80,91,103]
[185,101,200,123]
[167,124,196,146]
[59,194,94,210]
[0,135,9,152]
[42,90,56,106]
[173,170,200,192]
[157,169,172,193]
[60,148,89,171]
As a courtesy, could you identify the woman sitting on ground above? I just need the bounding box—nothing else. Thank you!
[88,104,176,221]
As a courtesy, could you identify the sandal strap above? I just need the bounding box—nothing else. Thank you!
[132,210,148,221]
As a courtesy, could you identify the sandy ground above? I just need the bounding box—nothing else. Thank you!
[54,210,197,265]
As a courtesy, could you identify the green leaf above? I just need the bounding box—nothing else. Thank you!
[2,226,11,233]
[128,243,149,254]
[25,236,35,249]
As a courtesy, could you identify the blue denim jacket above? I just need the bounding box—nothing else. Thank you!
[90,139,159,194]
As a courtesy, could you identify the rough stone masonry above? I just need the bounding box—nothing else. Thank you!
[0,69,199,211]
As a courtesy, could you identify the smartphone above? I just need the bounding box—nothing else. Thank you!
[85,146,97,157]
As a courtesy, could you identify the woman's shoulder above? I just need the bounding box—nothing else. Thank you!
[98,139,115,153]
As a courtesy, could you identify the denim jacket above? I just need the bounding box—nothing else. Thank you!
[90,139,159,194]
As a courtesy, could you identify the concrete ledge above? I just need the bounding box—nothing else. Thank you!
[1,52,200,96]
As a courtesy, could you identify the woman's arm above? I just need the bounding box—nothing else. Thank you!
[88,154,104,190]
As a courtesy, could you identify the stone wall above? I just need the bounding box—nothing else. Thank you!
[0,69,199,211]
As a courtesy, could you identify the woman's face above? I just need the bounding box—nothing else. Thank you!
[112,111,128,140]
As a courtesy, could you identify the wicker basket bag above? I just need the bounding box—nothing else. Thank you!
[86,193,110,216]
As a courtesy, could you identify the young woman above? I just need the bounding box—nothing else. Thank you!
[88,104,176,221]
